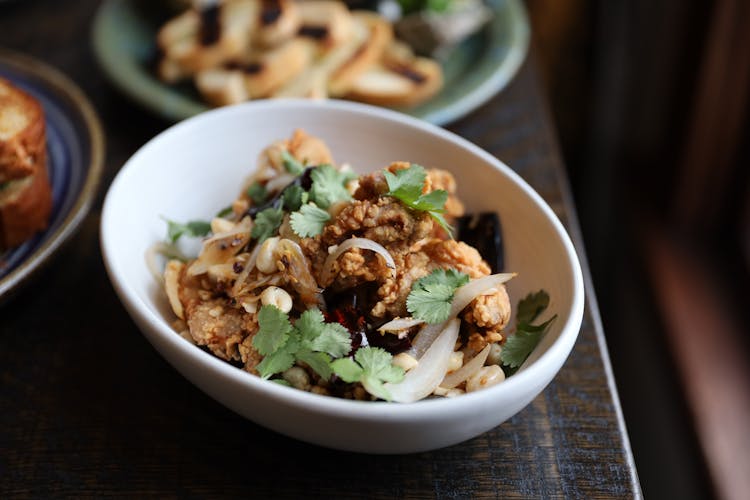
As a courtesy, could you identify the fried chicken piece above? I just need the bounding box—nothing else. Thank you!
[419,238,489,278]
[176,265,259,364]
[184,298,257,362]
[371,250,431,318]
[322,197,432,249]
[301,196,434,287]
[424,168,464,219]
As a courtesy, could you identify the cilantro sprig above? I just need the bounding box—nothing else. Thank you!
[250,207,284,244]
[247,182,268,205]
[331,347,405,401]
[163,218,211,243]
[290,204,330,238]
[500,290,556,374]
[384,164,452,236]
[281,149,305,175]
[406,268,469,324]
[284,164,354,238]
[309,164,355,209]
[253,306,352,380]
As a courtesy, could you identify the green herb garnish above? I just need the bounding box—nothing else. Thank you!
[253,306,352,380]
[501,290,556,373]
[246,182,268,205]
[281,184,306,211]
[331,347,405,401]
[309,164,355,209]
[164,218,212,243]
[250,207,284,243]
[281,149,305,175]
[406,268,469,323]
[215,206,233,218]
[290,204,331,238]
[384,164,452,236]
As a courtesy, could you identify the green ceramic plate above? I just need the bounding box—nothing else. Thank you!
[92,0,529,125]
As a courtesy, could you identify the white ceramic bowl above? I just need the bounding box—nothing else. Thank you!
[101,99,584,454]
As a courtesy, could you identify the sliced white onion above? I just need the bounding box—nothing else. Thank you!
[145,242,168,285]
[377,317,425,332]
[384,318,460,403]
[232,243,261,297]
[407,273,516,359]
[264,173,296,193]
[188,218,253,276]
[320,237,396,286]
[276,238,323,307]
[440,344,491,390]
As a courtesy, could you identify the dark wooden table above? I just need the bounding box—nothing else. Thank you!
[0,1,641,497]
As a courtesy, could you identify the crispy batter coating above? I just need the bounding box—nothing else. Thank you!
[177,265,261,371]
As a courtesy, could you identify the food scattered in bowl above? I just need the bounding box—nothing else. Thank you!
[154,0,446,108]
[155,129,555,402]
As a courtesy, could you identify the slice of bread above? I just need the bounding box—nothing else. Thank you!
[195,68,249,106]
[158,0,260,77]
[0,78,45,183]
[255,0,300,48]
[295,0,354,49]
[327,11,392,97]
[0,79,52,250]
[344,43,443,107]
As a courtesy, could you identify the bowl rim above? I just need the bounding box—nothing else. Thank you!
[101,98,584,419]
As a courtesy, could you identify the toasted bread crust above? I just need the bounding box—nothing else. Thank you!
[0,148,53,249]
[0,78,46,183]
[0,79,52,250]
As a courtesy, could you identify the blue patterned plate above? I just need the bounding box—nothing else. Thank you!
[0,49,104,303]
[92,0,529,125]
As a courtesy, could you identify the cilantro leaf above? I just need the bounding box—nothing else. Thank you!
[407,283,455,324]
[251,307,352,382]
[251,207,283,243]
[253,305,293,356]
[256,349,296,379]
[309,164,355,209]
[164,218,211,243]
[406,268,470,323]
[416,268,470,289]
[290,204,330,238]
[216,205,233,218]
[501,290,556,373]
[295,309,351,358]
[383,165,425,204]
[384,164,453,236]
[500,316,556,370]
[331,347,405,401]
[356,347,404,383]
[308,322,351,357]
[516,290,550,325]
[330,357,363,383]
[282,184,305,211]
[246,182,268,205]
[296,349,333,380]
[281,149,305,175]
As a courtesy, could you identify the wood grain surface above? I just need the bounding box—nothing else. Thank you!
[0,1,641,497]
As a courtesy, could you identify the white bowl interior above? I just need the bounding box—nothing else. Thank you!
[101,99,584,453]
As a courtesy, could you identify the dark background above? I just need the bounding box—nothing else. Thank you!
[529,0,750,498]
